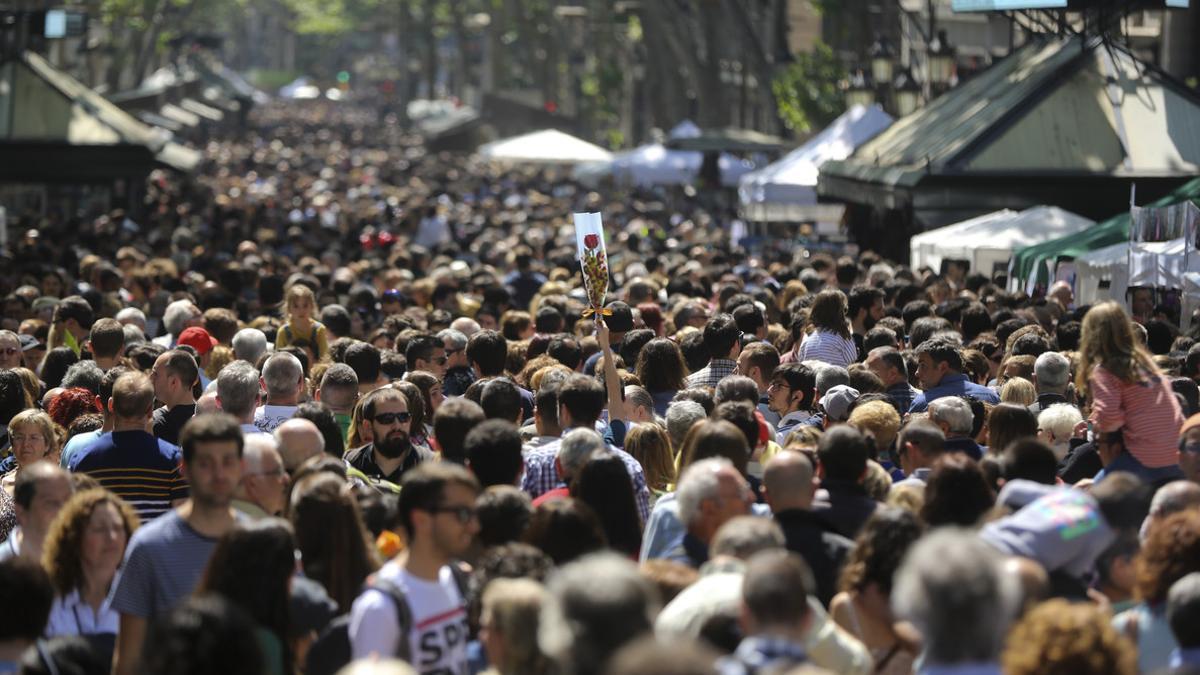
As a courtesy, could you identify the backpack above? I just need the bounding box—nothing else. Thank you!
[305,564,471,675]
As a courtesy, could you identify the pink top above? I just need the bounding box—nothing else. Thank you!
[1089,364,1183,468]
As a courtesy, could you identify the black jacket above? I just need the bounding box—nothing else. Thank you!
[810,480,879,540]
[774,508,854,607]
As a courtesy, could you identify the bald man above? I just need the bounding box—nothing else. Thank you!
[763,451,853,605]
[273,418,325,475]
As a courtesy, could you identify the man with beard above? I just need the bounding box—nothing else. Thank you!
[848,286,885,358]
[344,387,434,488]
[111,413,245,675]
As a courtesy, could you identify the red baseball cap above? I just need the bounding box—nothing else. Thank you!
[177,326,218,355]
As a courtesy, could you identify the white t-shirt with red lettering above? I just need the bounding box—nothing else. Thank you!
[348,562,469,674]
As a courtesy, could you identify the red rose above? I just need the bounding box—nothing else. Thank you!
[584,234,599,249]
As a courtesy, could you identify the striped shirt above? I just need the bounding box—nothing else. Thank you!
[1090,365,1183,468]
[68,431,188,521]
[797,330,858,368]
[110,510,221,619]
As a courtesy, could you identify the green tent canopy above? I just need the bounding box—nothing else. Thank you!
[1009,177,1200,292]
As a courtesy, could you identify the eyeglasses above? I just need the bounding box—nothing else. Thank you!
[246,466,287,479]
[767,381,791,391]
[429,504,477,524]
[11,434,45,444]
[372,411,412,425]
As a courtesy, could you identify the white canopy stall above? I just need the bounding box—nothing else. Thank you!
[479,129,613,165]
[738,105,893,222]
[1073,240,1130,306]
[909,206,1095,276]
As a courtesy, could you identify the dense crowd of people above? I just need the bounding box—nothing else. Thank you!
[4,100,1200,675]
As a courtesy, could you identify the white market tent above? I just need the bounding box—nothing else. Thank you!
[576,120,756,188]
[479,129,613,165]
[608,143,756,188]
[910,210,1018,272]
[1073,240,1130,306]
[910,206,1095,275]
[738,104,893,222]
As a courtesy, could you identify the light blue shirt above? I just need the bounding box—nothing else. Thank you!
[60,429,103,468]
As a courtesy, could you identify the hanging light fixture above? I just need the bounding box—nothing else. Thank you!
[844,69,875,109]
[891,66,922,117]
[928,30,956,88]
[868,36,895,87]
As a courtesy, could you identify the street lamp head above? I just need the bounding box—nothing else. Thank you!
[868,36,895,87]
[928,30,957,88]
[845,69,876,109]
[892,66,922,117]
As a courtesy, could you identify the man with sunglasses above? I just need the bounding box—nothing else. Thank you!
[344,387,433,487]
[406,335,447,380]
[350,463,479,671]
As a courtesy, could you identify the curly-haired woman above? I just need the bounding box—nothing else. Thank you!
[1113,508,1200,672]
[41,488,140,664]
[1005,599,1135,675]
[830,507,924,675]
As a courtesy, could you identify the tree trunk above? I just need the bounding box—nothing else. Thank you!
[639,0,704,127]
[695,0,729,128]
[722,0,782,132]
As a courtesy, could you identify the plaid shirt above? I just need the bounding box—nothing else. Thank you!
[685,359,738,389]
[886,382,921,415]
[718,636,808,675]
[521,435,651,523]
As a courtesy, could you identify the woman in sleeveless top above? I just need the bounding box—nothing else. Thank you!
[830,508,923,675]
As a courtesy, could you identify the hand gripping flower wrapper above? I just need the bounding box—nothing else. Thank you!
[573,212,611,324]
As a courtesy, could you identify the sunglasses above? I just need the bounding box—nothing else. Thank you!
[429,504,477,524]
[372,412,412,425]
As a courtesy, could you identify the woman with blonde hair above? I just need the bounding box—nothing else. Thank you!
[1000,377,1037,406]
[41,488,140,663]
[622,424,674,500]
[1077,301,1184,482]
[1,409,63,495]
[480,578,551,675]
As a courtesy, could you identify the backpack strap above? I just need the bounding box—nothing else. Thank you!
[447,561,471,600]
[369,578,414,662]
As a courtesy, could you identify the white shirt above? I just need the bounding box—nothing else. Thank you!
[348,562,469,673]
[254,404,299,433]
[46,586,120,637]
